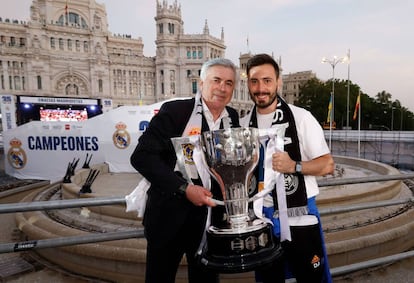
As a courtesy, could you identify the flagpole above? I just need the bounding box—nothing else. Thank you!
[346,49,351,129]
[327,93,333,150]
[358,90,361,158]
[330,92,332,150]
[346,49,350,155]
[65,0,69,25]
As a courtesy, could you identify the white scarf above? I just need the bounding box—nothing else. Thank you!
[243,109,292,241]
[125,92,213,217]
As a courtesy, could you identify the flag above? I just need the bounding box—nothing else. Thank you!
[326,94,333,123]
[65,0,68,15]
[353,93,360,120]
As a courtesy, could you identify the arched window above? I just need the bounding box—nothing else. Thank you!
[67,39,72,50]
[58,12,88,29]
[59,38,64,50]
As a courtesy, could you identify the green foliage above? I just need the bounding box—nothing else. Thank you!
[295,79,414,130]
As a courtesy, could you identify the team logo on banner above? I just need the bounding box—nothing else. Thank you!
[113,122,130,149]
[7,138,27,169]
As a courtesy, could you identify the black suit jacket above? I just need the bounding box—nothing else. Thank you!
[130,97,240,246]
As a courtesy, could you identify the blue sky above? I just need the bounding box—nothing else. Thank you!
[2,0,414,112]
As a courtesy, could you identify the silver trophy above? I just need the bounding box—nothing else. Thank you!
[198,127,282,273]
[202,127,258,230]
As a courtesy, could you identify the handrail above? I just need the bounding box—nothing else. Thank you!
[0,229,144,254]
[317,172,414,187]
[0,173,413,215]
[0,196,126,214]
[1,226,412,280]
[330,250,414,276]
[319,197,413,216]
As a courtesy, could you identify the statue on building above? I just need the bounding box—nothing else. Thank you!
[66,83,79,96]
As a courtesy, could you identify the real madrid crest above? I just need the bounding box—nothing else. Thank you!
[284,173,299,196]
[181,143,195,165]
[113,122,131,149]
[7,138,27,169]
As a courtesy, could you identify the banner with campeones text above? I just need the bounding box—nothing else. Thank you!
[3,98,186,182]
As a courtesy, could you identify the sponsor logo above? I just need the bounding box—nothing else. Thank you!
[311,254,321,269]
[188,127,201,136]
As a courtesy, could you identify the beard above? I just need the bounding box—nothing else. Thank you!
[250,91,278,109]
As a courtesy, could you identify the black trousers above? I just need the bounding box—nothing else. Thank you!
[144,206,219,283]
[255,222,325,283]
[283,223,325,283]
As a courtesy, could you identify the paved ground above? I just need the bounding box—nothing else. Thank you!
[0,208,92,282]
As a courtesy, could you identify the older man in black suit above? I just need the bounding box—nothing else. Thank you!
[130,58,240,283]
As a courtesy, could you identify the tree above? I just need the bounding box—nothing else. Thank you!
[375,90,392,106]
[296,78,361,129]
[295,79,414,130]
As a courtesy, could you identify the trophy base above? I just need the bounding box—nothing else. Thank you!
[198,222,282,273]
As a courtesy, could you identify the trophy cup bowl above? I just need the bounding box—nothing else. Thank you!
[198,127,282,273]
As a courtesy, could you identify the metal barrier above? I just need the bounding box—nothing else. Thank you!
[0,230,144,254]
[0,173,413,215]
[330,250,414,277]
[0,173,413,277]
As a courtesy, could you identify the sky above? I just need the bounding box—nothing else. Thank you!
[2,0,414,112]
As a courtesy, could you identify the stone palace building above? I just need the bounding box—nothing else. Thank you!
[0,0,313,125]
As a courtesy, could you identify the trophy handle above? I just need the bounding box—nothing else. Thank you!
[210,198,224,206]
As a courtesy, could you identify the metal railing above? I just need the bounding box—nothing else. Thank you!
[0,172,413,277]
[330,250,414,277]
[1,173,413,215]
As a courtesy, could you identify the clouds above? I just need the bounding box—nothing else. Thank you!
[2,0,414,111]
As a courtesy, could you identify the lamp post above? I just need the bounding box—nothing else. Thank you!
[345,49,351,129]
[322,55,346,150]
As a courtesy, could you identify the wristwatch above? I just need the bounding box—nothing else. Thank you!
[177,183,188,196]
[295,161,302,174]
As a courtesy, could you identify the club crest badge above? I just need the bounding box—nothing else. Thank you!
[113,122,130,149]
[284,173,299,196]
[7,138,27,169]
[181,143,195,165]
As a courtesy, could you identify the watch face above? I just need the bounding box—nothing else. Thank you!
[296,162,302,173]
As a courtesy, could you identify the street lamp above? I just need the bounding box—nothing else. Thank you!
[322,55,346,150]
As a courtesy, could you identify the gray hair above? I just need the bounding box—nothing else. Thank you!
[200,57,237,81]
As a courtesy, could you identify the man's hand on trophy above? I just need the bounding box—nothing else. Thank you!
[186,184,217,207]
[272,151,295,174]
